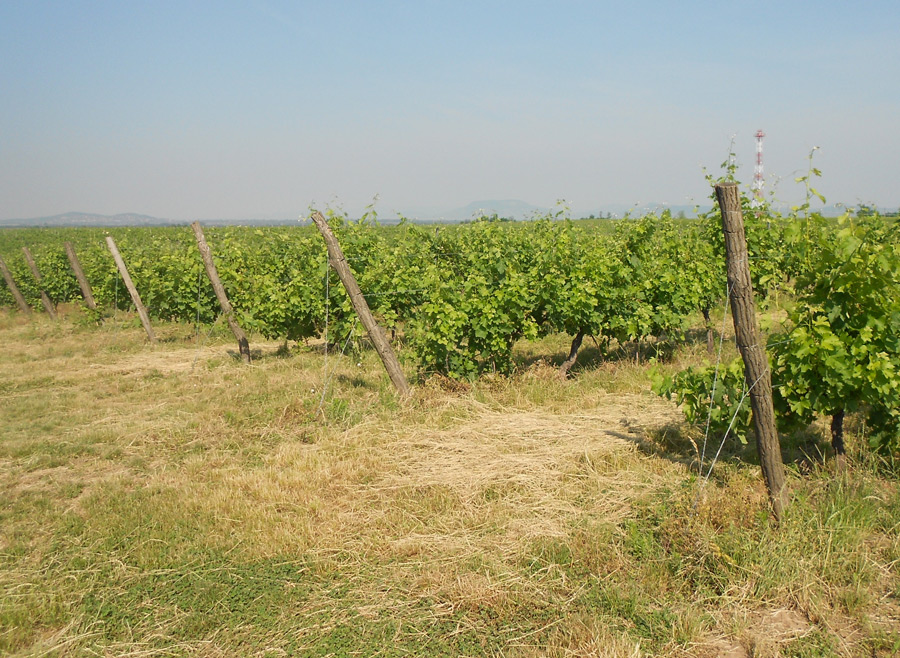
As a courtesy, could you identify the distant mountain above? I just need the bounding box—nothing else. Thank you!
[2,200,748,229]
[0,212,308,228]
[0,211,183,228]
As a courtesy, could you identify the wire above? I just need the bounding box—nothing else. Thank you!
[322,256,330,389]
[315,318,359,421]
[193,267,204,367]
[190,313,224,372]
[698,281,734,477]
[361,288,428,298]
[701,366,770,486]
[195,267,202,338]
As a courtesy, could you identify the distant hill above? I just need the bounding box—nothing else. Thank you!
[5,200,792,228]
[0,212,183,228]
[0,212,304,228]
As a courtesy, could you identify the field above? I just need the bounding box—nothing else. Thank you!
[2,206,900,656]
[1,303,899,657]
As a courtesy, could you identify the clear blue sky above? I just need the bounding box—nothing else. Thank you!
[2,0,898,219]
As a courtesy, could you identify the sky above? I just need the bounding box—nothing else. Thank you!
[1,0,898,220]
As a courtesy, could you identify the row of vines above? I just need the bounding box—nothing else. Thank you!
[0,211,740,377]
[1,200,899,453]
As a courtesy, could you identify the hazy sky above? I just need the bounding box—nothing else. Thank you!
[2,1,898,219]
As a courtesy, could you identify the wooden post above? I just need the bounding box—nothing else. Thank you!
[21,247,58,320]
[716,182,788,521]
[190,222,251,364]
[105,236,157,343]
[310,211,411,397]
[0,255,31,315]
[64,242,97,310]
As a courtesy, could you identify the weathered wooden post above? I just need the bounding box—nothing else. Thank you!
[105,236,157,343]
[310,211,411,397]
[21,247,57,320]
[0,255,31,315]
[64,242,97,310]
[716,182,788,521]
[190,222,251,364]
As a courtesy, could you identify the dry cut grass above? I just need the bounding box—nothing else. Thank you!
[0,308,898,657]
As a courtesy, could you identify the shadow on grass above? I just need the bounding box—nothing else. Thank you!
[335,373,370,389]
[624,419,833,480]
[223,342,309,362]
[514,336,679,375]
[602,428,700,471]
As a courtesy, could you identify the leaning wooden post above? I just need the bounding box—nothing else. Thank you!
[21,247,58,320]
[64,242,97,310]
[0,255,31,315]
[310,211,411,397]
[190,222,251,364]
[105,236,157,343]
[716,182,788,521]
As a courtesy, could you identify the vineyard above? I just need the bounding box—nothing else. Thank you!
[2,200,899,454]
[2,196,900,656]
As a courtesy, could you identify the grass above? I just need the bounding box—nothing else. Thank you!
[0,307,898,656]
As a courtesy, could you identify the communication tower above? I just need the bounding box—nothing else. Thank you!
[752,129,765,207]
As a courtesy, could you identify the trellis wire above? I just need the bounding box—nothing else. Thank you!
[698,280,735,474]
[113,273,120,338]
[315,250,366,418]
[322,254,330,384]
[190,312,224,372]
[701,367,770,486]
[693,273,778,507]
[195,266,202,339]
[362,288,428,298]
[315,318,359,420]
[190,267,222,371]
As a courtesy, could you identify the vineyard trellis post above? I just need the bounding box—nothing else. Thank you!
[716,182,788,521]
[0,254,31,315]
[64,241,97,310]
[190,222,251,364]
[21,247,58,320]
[105,236,157,344]
[310,211,411,397]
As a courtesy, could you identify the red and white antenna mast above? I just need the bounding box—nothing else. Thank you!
[753,129,765,207]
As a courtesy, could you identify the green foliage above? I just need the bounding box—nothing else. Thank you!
[408,220,540,377]
[6,194,897,445]
[613,211,712,341]
[771,212,900,453]
[0,214,727,380]
[654,207,900,457]
[653,358,753,444]
[528,218,623,341]
[698,143,801,305]
[655,147,897,460]
[699,194,797,304]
